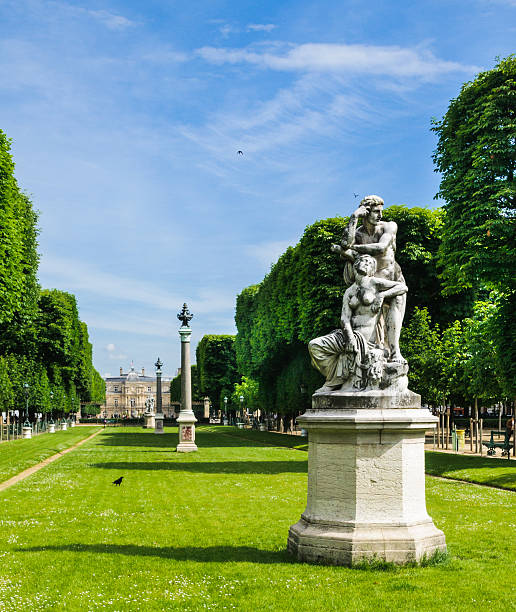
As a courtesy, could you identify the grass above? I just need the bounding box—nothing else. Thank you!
[0,426,100,483]
[224,427,516,490]
[0,425,514,611]
[425,451,516,490]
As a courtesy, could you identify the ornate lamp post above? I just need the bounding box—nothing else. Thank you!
[154,357,164,434]
[48,392,56,433]
[239,395,244,429]
[22,383,32,438]
[70,395,77,427]
[223,396,228,426]
[176,303,198,452]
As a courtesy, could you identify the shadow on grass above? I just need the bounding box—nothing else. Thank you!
[91,460,307,474]
[18,543,293,564]
[97,431,281,449]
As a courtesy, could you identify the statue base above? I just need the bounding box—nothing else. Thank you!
[176,411,198,453]
[287,389,446,565]
[143,412,155,429]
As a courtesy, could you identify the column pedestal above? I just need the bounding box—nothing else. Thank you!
[22,425,32,439]
[287,390,446,565]
[176,411,198,452]
[154,413,164,434]
[48,423,56,433]
[60,421,67,431]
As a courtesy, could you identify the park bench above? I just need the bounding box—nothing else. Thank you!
[482,430,512,459]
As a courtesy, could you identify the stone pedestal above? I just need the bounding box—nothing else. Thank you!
[143,412,155,429]
[60,421,67,431]
[48,422,56,433]
[154,413,164,434]
[70,421,76,428]
[176,412,198,452]
[22,425,32,439]
[288,390,446,565]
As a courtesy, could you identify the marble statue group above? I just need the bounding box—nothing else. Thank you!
[288,194,446,565]
[309,195,409,393]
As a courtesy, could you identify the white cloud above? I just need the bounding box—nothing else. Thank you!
[219,23,237,37]
[39,255,236,316]
[197,42,477,79]
[140,49,188,63]
[86,9,136,30]
[106,343,116,352]
[247,23,277,32]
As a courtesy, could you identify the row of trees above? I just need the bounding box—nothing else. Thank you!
[0,130,105,419]
[196,57,514,420]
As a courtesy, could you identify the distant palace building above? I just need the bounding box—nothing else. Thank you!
[103,365,175,419]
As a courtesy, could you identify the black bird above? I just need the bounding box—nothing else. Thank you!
[112,476,123,486]
[353,192,359,198]
[237,150,243,155]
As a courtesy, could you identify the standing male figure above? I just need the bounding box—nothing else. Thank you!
[332,195,406,363]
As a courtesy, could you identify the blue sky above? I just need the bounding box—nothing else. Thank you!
[1,0,514,378]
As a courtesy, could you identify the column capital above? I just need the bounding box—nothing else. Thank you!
[179,326,192,342]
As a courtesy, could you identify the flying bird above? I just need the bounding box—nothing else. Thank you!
[353,193,359,199]
[112,476,124,486]
[237,150,243,155]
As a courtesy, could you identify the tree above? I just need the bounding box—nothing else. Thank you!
[196,335,239,409]
[90,369,106,405]
[0,130,40,354]
[0,356,14,412]
[169,365,201,402]
[432,57,516,399]
[432,55,516,293]
[231,376,261,416]
[400,308,443,405]
[383,206,475,324]
[462,299,505,403]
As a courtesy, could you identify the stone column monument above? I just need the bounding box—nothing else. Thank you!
[154,357,165,434]
[288,195,446,565]
[176,303,198,453]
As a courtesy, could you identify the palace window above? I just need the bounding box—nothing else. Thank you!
[114,399,119,407]
[114,386,119,392]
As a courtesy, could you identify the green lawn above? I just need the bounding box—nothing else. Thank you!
[0,426,514,611]
[224,427,516,490]
[0,426,100,483]
[425,451,516,490]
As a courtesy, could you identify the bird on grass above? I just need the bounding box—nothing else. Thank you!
[112,476,124,486]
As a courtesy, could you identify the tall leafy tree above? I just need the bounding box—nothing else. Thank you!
[196,335,239,409]
[0,130,40,354]
[432,56,516,397]
[432,55,515,291]
[400,308,443,405]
